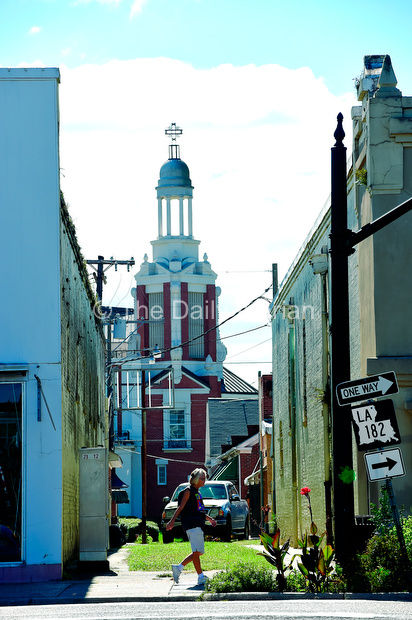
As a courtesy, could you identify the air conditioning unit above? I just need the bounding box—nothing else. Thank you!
[79,447,109,563]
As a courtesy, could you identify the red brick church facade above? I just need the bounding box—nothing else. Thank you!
[115,126,256,522]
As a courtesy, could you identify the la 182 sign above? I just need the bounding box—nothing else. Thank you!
[351,399,401,451]
[336,371,398,406]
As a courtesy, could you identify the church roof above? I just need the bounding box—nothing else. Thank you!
[222,367,258,395]
[207,398,259,460]
[157,158,192,188]
[150,365,210,389]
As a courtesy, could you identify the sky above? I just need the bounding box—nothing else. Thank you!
[2,0,412,386]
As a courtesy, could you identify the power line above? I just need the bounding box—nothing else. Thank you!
[109,283,272,367]
[226,337,272,360]
[223,361,272,364]
[115,445,205,466]
[219,323,269,341]
[161,282,272,356]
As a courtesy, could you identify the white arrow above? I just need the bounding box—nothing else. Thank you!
[378,376,393,395]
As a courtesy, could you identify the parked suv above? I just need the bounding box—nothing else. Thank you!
[161,480,249,543]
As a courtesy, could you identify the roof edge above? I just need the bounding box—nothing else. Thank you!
[0,67,60,81]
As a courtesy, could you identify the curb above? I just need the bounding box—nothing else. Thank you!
[1,591,412,607]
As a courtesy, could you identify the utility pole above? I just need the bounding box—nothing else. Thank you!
[87,255,134,454]
[86,255,135,302]
[106,319,114,450]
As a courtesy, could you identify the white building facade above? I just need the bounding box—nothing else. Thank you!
[0,69,106,582]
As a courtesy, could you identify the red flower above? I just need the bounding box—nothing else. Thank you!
[300,487,311,496]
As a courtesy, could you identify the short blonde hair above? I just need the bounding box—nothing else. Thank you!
[190,468,207,484]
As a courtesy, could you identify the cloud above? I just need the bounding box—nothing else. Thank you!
[58,58,357,383]
[28,26,42,35]
[17,60,46,67]
[130,0,147,17]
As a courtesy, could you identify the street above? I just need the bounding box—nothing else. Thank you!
[1,599,412,620]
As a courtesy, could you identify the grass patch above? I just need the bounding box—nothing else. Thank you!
[128,539,267,572]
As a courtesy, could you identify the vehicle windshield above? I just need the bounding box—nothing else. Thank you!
[170,483,227,501]
[171,484,187,501]
[200,484,226,500]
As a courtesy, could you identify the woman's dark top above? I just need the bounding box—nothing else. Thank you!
[178,484,206,531]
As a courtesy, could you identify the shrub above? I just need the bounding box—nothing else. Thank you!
[109,524,126,548]
[359,528,410,592]
[370,487,395,534]
[136,534,153,544]
[118,517,159,542]
[286,569,306,592]
[205,562,278,593]
[258,529,291,591]
[399,515,412,558]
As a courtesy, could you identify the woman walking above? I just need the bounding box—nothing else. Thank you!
[166,468,216,585]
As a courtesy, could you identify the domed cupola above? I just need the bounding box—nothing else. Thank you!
[157,158,192,189]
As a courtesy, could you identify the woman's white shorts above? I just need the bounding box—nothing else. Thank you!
[186,527,205,554]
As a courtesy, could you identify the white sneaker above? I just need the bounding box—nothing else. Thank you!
[197,573,208,586]
[172,564,182,583]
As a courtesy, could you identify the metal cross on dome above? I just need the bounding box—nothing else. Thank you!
[165,123,182,159]
[165,122,183,141]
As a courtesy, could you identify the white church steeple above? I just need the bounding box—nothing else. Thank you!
[156,123,194,239]
[152,123,200,263]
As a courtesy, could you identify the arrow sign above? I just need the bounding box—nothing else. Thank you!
[336,371,398,405]
[351,399,401,451]
[364,448,405,482]
[371,456,397,471]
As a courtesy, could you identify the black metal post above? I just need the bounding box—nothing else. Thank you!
[258,371,265,531]
[141,370,147,544]
[385,479,409,569]
[349,196,412,249]
[329,114,355,565]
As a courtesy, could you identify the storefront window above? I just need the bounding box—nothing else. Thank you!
[0,383,22,562]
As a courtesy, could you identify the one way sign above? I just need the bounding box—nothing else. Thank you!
[336,371,398,406]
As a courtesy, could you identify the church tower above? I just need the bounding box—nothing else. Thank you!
[133,123,227,387]
[126,124,227,519]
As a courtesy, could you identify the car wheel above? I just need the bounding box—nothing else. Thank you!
[222,516,232,541]
[243,519,250,540]
[162,530,174,544]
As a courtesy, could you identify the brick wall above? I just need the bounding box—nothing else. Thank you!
[145,391,209,522]
[261,374,273,420]
[239,442,259,498]
[271,188,362,544]
[60,200,106,565]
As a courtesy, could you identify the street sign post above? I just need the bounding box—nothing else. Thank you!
[351,399,401,451]
[364,448,405,482]
[336,371,398,406]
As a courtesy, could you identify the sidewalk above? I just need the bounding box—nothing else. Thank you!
[0,547,216,606]
[1,546,411,607]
